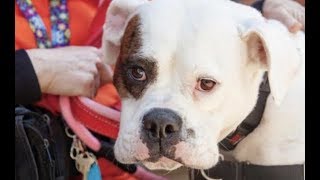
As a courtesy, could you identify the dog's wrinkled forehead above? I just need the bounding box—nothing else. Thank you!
[113,0,247,100]
[138,1,242,64]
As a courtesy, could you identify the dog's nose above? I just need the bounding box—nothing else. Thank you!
[142,108,182,139]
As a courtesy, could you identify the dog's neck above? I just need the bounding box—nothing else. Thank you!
[233,71,304,166]
[219,73,270,152]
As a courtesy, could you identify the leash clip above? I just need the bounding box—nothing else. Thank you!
[65,127,98,180]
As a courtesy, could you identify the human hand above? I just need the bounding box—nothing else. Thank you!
[27,46,113,98]
[263,0,305,33]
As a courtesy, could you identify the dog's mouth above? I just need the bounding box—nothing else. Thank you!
[143,154,184,165]
[141,139,185,164]
[135,147,185,167]
[139,156,183,170]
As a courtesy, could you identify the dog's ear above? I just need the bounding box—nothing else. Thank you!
[101,0,149,65]
[242,20,304,105]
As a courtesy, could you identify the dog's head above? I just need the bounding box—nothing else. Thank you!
[102,0,303,170]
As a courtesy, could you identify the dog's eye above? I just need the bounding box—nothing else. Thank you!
[196,79,216,91]
[129,67,146,81]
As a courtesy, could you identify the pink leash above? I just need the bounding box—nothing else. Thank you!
[59,93,121,151]
[59,96,101,151]
[59,96,120,151]
[59,95,121,151]
[78,96,120,122]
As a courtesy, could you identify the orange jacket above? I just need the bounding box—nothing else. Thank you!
[15,0,120,110]
[15,1,136,179]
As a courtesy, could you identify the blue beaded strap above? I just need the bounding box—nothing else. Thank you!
[16,0,70,48]
[50,0,70,47]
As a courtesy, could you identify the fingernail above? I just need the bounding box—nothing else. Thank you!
[290,23,302,33]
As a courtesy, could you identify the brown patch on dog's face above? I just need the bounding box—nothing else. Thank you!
[113,15,158,99]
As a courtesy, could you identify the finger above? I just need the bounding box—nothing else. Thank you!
[290,6,305,31]
[96,48,103,59]
[296,0,305,6]
[93,73,100,98]
[283,2,305,32]
[80,68,100,98]
[80,73,96,98]
[63,72,95,97]
[267,7,302,33]
[87,52,101,63]
[82,46,99,53]
[85,73,99,99]
[73,49,100,64]
[76,60,99,75]
[72,46,101,58]
[84,46,102,57]
[289,22,303,33]
[66,46,98,52]
[96,62,114,85]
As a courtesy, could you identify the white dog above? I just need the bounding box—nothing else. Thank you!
[101,0,305,172]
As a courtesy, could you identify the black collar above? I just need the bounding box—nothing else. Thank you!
[219,73,270,151]
[190,73,304,180]
[190,161,304,180]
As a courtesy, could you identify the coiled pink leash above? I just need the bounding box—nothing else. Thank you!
[59,96,102,151]
[78,96,120,122]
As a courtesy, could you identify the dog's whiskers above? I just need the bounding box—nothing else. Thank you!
[199,153,224,180]
[200,169,222,180]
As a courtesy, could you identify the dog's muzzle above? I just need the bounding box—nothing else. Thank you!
[141,108,182,161]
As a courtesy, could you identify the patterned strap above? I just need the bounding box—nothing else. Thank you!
[16,0,70,48]
[49,0,70,47]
